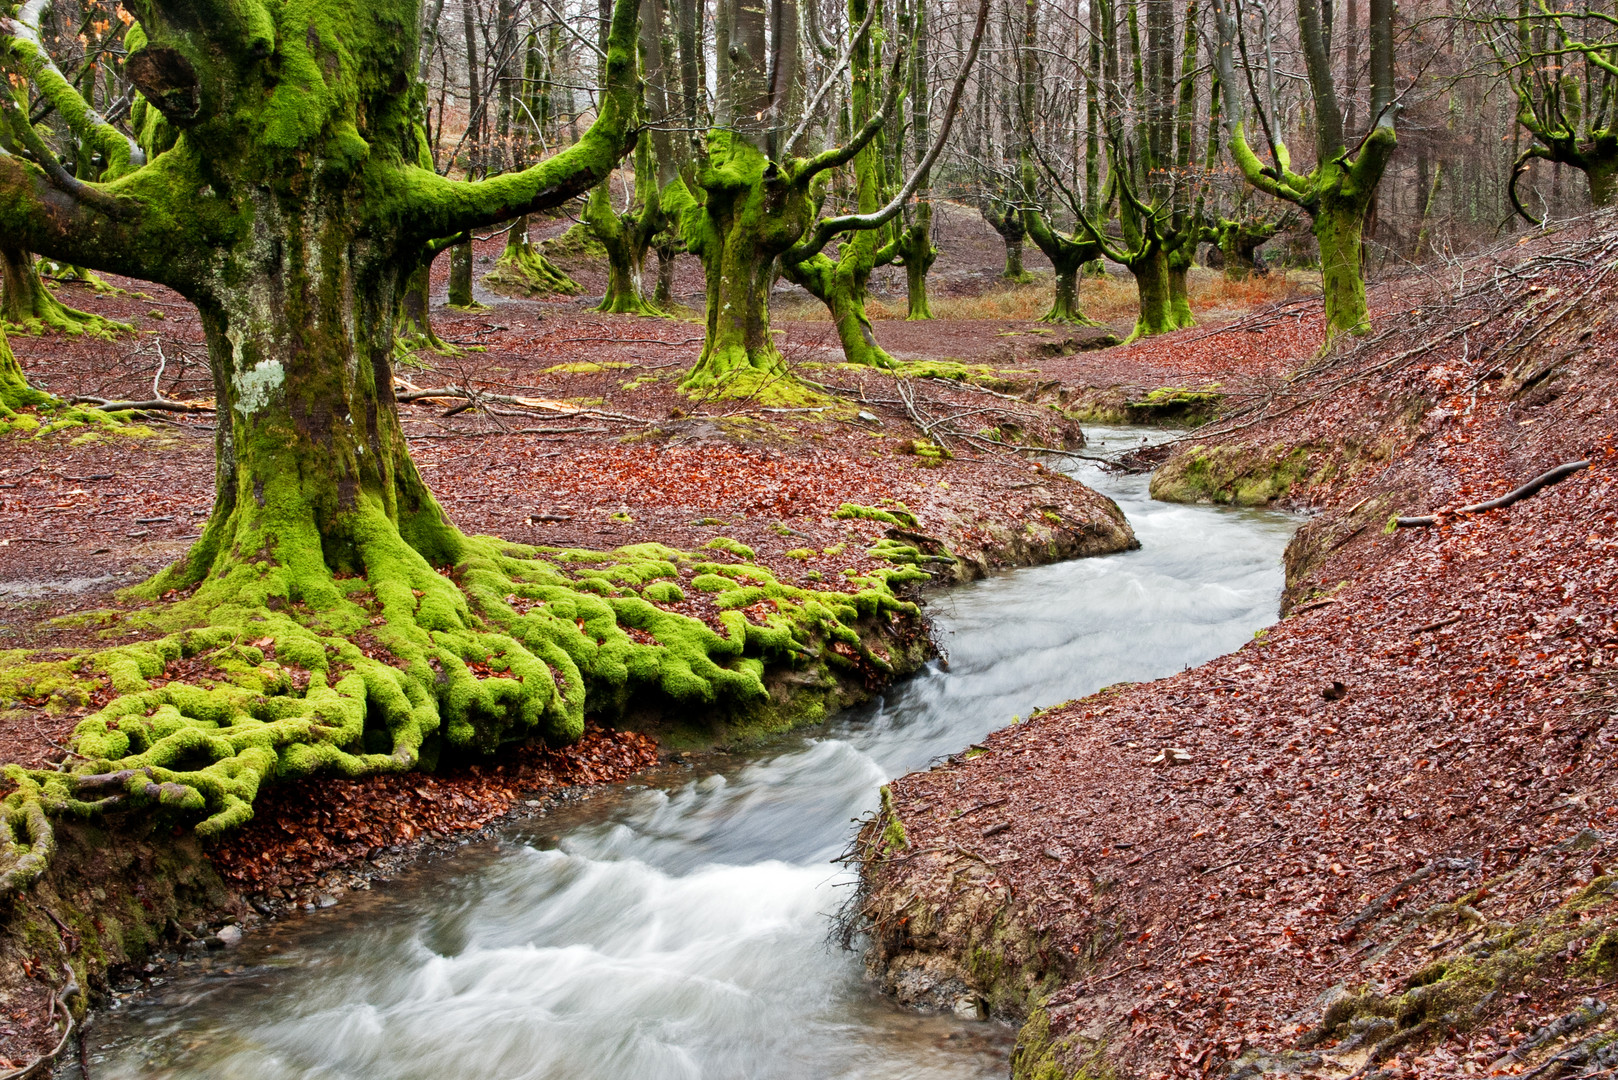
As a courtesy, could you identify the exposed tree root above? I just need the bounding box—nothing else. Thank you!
[483,218,583,298]
[0,528,936,901]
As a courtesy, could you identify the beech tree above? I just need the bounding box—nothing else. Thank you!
[1212,0,1400,340]
[0,0,654,874]
[1471,0,1618,218]
[677,0,988,386]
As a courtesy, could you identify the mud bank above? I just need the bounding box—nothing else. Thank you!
[856,220,1618,1079]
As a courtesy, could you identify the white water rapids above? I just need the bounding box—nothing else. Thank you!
[76,428,1298,1079]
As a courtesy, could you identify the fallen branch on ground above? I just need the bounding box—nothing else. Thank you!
[1395,460,1590,528]
[69,396,214,413]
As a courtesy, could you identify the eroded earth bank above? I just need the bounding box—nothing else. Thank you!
[857,221,1618,1078]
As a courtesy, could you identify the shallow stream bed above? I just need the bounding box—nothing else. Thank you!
[75,428,1298,1079]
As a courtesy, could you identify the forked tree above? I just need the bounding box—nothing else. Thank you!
[678,0,988,386]
[1470,0,1618,219]
[1211,0,1400,340]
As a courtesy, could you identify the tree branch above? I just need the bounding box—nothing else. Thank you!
[398,0,640,243]
[4,0,143,177]
[783,0,990,263]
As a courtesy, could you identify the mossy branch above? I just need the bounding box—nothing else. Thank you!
[398,0,641,243]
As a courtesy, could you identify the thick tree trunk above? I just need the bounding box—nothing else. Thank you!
[155,225,462,611]
[1167,242,1195,329]
[681,135,810,388]
[1589,161,1618,209]
[1024,210,1102,326]
[784,253,895,368]
[1043,260,1102,326]
[1218,227,1261,280]
[484,217,582,296]
[897,202,937,320]
[446,239,486,309]
[1,247,126,338]
[586,182,663,315]
[654,241,679,305]
[1123,243,1188,342]
[1003,237,1030,283]
[397,260,460,356]
[1315,199,1370,339]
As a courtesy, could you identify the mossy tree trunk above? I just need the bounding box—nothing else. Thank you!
[1314,179,1373,338]
[895,0,935,320]
[584,139,666,316]
[1022,205,1103,326]
[1,246,127,338]
[780,0,898,368]
[446,238,487,310]
[1122,241,1187,341]
[1,0,643,612]
[1211,0,1398,343]
[0,323,50,413]
[396,259,461,356]
[895,201,937,320]
[784,249,894,367]
[0,0,666,895]
[1166,237,1195,328]
[1214,219,1278,280]
[681,135,812,388]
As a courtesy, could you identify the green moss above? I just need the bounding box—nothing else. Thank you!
[546,361,630,373]
[702,537,756,559]
[1149,443,1312,506]
[0,528,929,896]
[834,502,920,529]
[547,221,609,260]
[1012,1008,1114,1080]
[484,221,583,297]
[879,785,908,852]
[1123,386,1224,427]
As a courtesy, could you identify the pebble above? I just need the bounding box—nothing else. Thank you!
[953,996,987,1021]
[215,925,243,947]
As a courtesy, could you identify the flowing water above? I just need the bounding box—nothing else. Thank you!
[77,428,1299,1080]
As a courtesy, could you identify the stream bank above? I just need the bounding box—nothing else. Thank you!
[62,427,1294,1078]
[857,222,1618,1079]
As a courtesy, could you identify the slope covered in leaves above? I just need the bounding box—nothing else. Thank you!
[858,217,1618,1080]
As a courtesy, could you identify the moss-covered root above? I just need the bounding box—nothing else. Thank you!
[1,248,131,339]
[483,217,583,298]
[0,530,934,900]
[0,326,51,415]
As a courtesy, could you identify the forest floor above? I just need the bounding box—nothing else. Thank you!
[859,215,1618,1080]
[0,199,1327,1070]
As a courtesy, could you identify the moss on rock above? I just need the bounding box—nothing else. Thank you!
[1149,442,1314,506]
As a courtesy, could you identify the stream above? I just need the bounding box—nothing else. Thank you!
[76,427,1298,1080]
